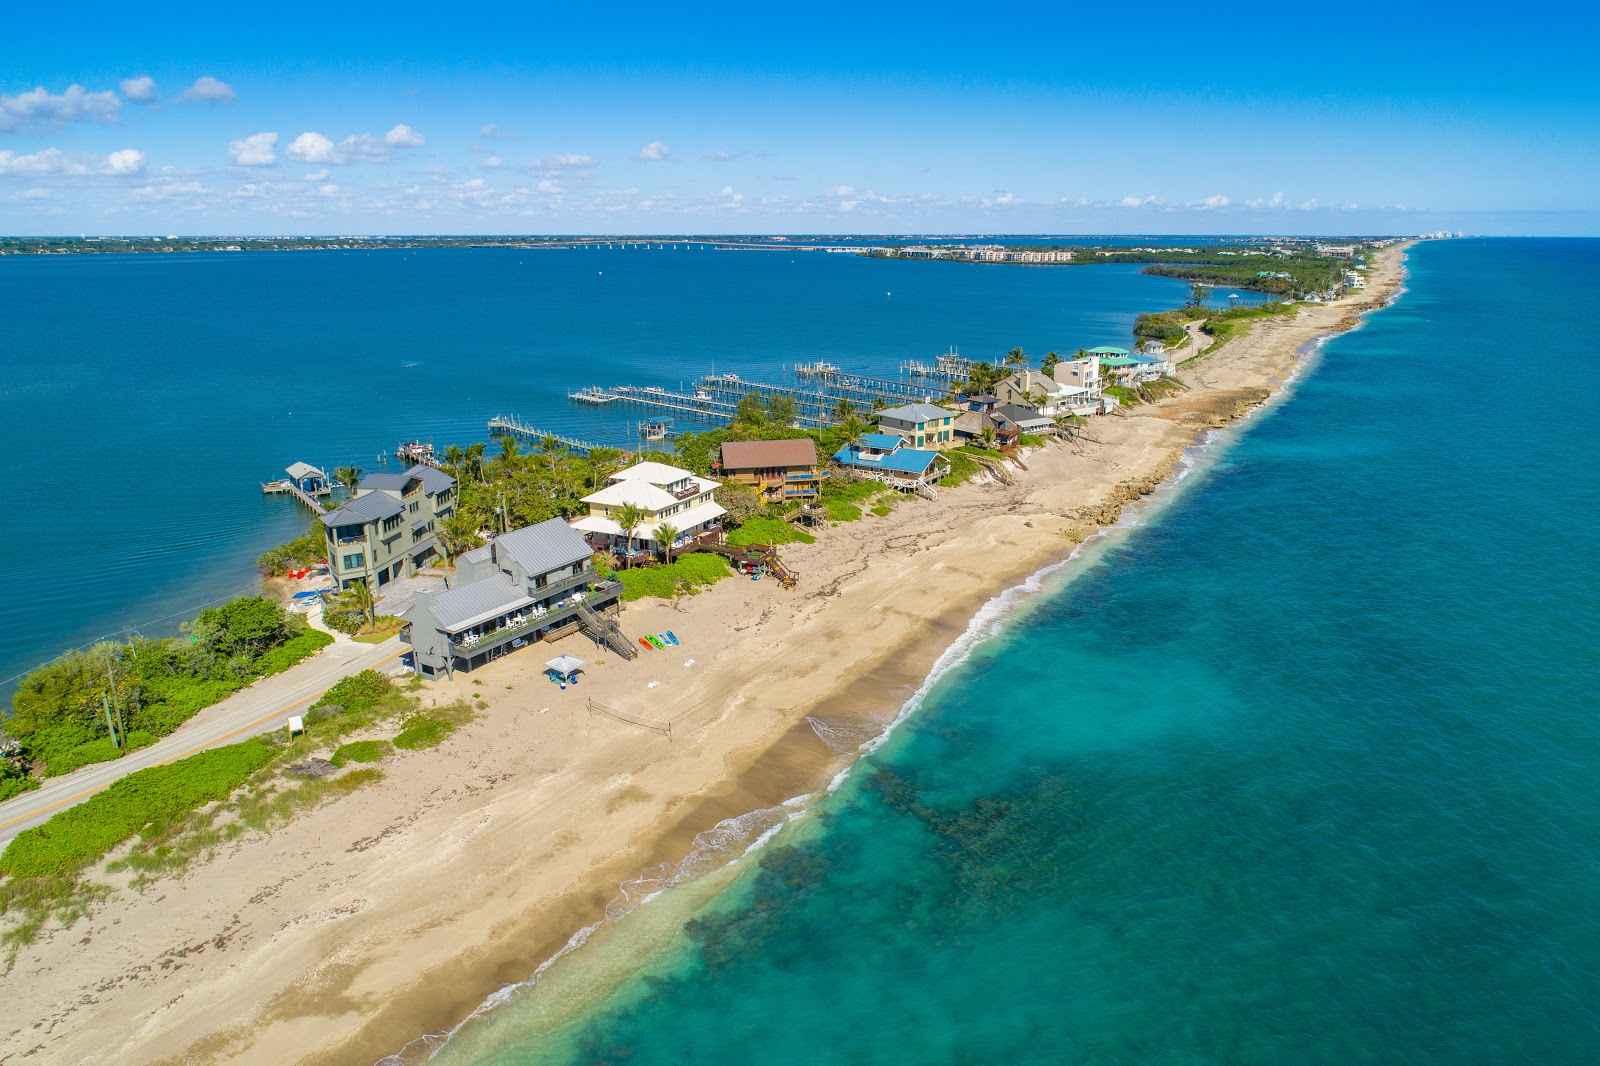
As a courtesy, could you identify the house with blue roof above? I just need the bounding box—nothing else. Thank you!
[832,434,949,493]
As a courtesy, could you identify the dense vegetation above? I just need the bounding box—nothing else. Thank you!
[0,670,477,957]
[4,597,331,781]
[0,739,276,878]
[616,553,731,600]
[255,518,327,575]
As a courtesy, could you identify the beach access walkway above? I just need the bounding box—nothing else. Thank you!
[0,636,408,849]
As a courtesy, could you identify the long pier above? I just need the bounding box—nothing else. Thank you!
[262,479,328,516]
[488,416,606,456]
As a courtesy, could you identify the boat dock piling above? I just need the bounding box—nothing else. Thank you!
[488,416,605,456]
[261,479,329,516]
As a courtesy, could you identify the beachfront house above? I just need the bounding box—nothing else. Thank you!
[832,433,948,492]
[992,404,1054,436]
[717,438,824,503]
[321,464,457,591]
[400,517,623,677]
[1052,354,1102,396]
[876,402,958,451]
[995,369,1096,419]
[571,461,727,559]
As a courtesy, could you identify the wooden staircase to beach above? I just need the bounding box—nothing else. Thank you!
[576,600,637,660]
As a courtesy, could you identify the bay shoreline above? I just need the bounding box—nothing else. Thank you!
[0,245,1407,1066]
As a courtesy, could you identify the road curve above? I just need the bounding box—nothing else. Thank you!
[0,637,407,849]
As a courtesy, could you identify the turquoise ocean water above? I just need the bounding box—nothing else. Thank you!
[416,238,1600,1064]
[0,246,1225,694]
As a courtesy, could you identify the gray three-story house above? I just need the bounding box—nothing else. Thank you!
[401,517,624,676]
[321,464,456,590]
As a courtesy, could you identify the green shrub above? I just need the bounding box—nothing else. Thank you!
[725,517,814,548]
[392,715,455,751]
[330,740,393,767]
[0,739,274,878]
[826,501,863,522]
[256,524,327,576]
[0,776,38,803]
[616,553,730,601]
[254,628,333,675]
[940,451,983,488]
[314,671,394,714]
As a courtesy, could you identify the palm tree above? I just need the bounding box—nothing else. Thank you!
[333,465,365,498]
[441,444,467,476]
[616,502,644,568]
[653,521,680,564]
[1004,346,1028,368]
[348,578,377,631]
[1041,350,1061,375]
[980,425,997,449]
[465,442,487,482]
[586,446,625,491]
[439,511,484,564]
[840,414,866,447]
[498,435,522,465]
[831,398,854,425]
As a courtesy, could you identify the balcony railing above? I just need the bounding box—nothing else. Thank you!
[336,535,367,546]
[785,471,821,481]
[448,580,622,654]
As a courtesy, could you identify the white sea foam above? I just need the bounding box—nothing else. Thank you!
[382,284,1422,1063]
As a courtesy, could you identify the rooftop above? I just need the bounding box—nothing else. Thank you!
[1085,346,1133,356]
[407,573,533,632]
[320,491,404,527]
[878,402,956,424]
[833,444,942,476]
[285,461,326,480]
[460,517,593,577]
[719,438,818,470]
[854,433,905,452]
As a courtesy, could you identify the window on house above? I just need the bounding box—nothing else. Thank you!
[342,553,364,568]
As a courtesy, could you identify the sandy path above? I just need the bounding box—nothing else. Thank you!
[0,246,1408,1066]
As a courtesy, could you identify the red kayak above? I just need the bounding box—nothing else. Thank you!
[638,637,654,650]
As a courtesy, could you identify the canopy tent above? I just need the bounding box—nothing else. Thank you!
[544,654,586,676]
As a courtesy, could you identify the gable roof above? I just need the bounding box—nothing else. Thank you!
[878,402,956,424]
[407,464,455,494]
[357,472,418,493]
[720,438,818,470]
[994,403,1052,427]
[583,479,679,510]
[484,517,593,577]
[285,462,325,480]
[409,573,534,632]
[1085,346,1132,355]
[854,433,905,452]
[320,491,404,527]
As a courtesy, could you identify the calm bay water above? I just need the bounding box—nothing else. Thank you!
[0,247,1204,693]
[425,238,1600,1064]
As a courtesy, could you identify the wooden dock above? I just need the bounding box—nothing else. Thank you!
[487,416,605,456]
[262,479,329,516]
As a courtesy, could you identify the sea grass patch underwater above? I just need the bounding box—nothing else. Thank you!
[424,241,1600,1066]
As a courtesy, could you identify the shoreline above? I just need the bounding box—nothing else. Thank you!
[0,244,1409,1066]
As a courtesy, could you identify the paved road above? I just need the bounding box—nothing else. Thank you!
[0,637,408,849]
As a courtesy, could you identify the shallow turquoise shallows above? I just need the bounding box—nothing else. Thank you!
[429,238,1600,1064]
[0,247,1203,693]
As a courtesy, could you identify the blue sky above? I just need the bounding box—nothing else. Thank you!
[2,2,1596,235]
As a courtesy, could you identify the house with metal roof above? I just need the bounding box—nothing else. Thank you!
[832,434,948,494]
[401,517,625,677]
[284,462,330,495]
[993,404,1055,434]
[571,460,726,559]
[320,463,457,591]
[995,368,1095,419]
[718,439,824,503]
[876,402,958,451]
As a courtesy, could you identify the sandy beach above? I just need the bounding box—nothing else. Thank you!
[0,246,1407,1066]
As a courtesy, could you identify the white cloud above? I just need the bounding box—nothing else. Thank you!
[304,169,328,181]
[705,149,743,161]
[482,155,503,168]
[719,184,744,207]
[176,76,236,104]
[635,140,670,162]
[0,84,122,132]
[1298,197,1320,211]
[1119,195,1163,207]
[228,131,277,167]
[479,123,499,138]
[21,187,56,200]
[286,130,392,164]
[129,178,210,203]
[383,123,426,147]
[528,153,597,173]
[0,146,146,176]
[104,149,146,175]
[1269,191,1287,208]
[120,76,158,103]
[1190,194,1230,210]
